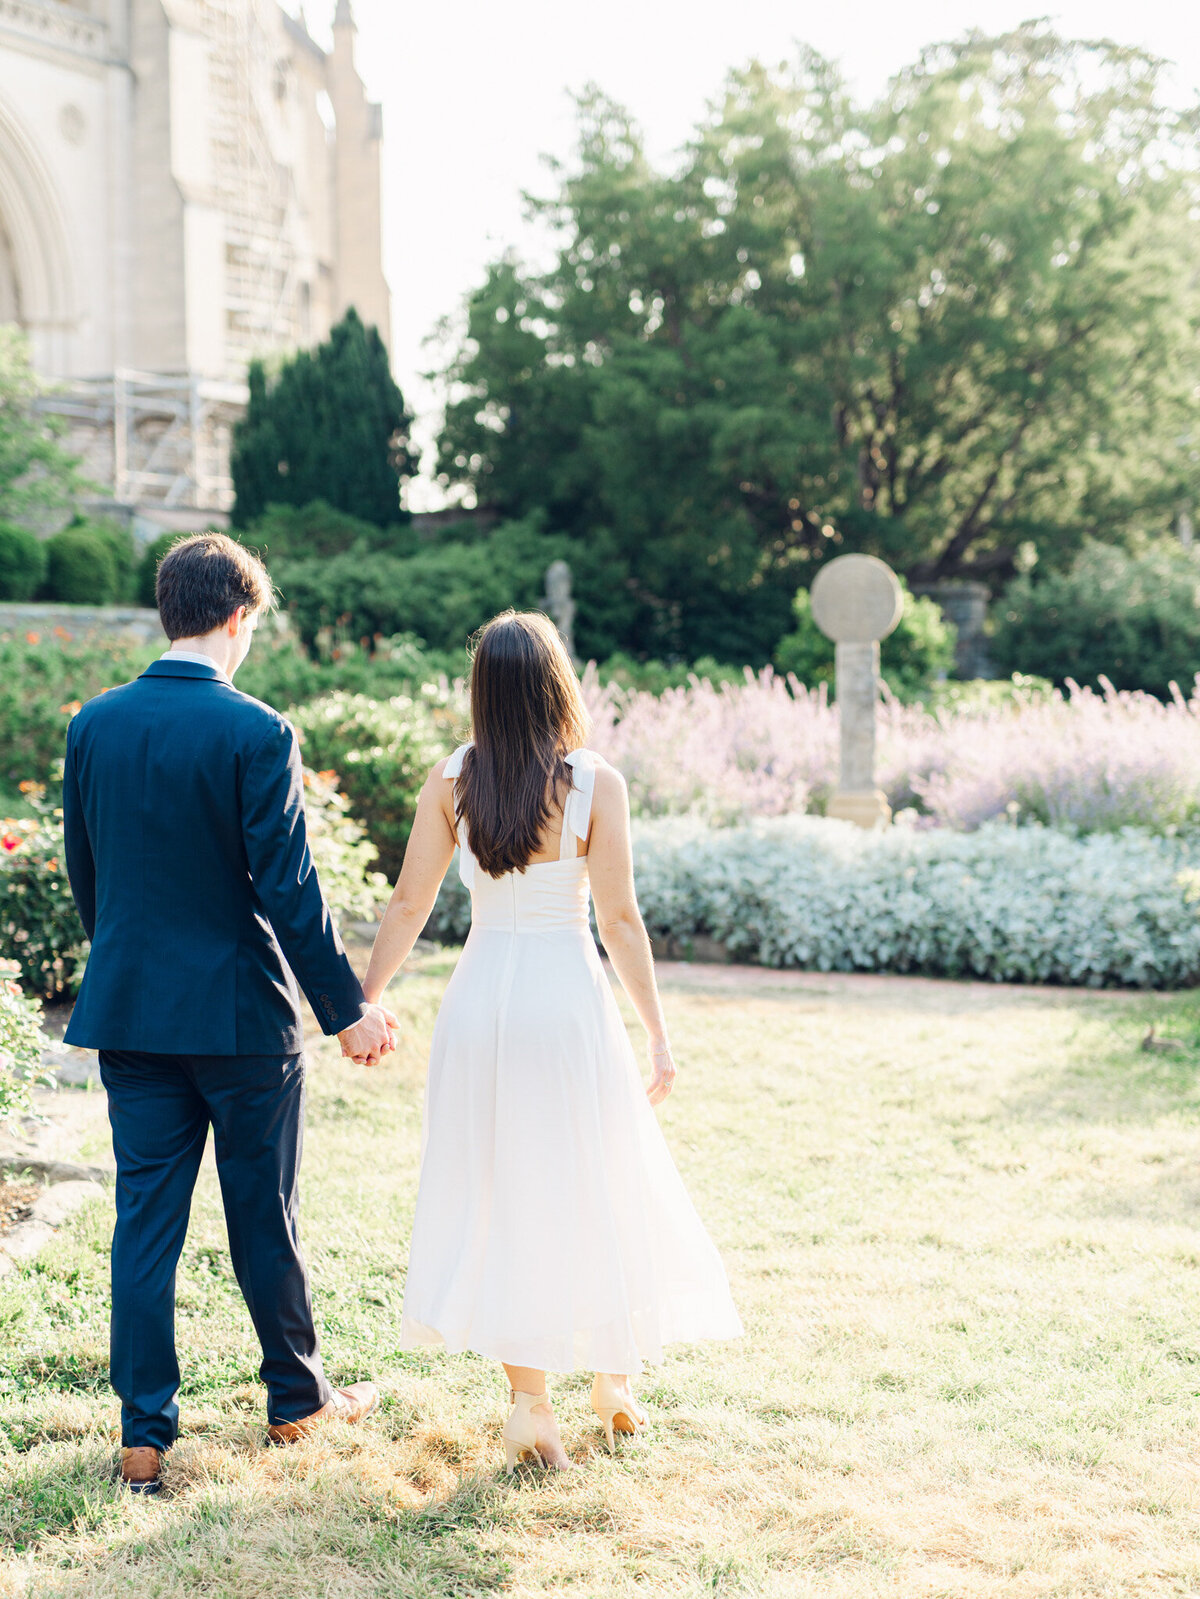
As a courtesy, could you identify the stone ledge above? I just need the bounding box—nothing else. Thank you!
[650,934,731,964]
[0,1218,55,1264]
[0,1176,109,1272]
[0,602,165,646]
[0,1157,112,1185]
[30,1178,107,1227]
[41,1042,101,1087]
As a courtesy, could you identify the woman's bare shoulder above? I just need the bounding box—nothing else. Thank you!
[589,756,627,806]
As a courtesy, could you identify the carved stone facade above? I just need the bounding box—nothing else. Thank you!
[0,0,390,520]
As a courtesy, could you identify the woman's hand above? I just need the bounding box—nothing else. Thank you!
[646,1040,676,1106]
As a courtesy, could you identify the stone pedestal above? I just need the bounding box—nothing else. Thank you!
[828,790,892,827]
[827,641,891,828]
[809,555,904,830]
[916,581,992,679]
[542,559,577,661]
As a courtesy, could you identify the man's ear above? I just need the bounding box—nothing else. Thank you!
[227,605,247,637]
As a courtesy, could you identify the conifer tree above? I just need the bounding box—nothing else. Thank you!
[231,309,417,529]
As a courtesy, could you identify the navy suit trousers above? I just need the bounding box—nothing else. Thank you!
[99,1049,332,1450]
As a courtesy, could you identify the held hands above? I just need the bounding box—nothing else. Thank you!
[646,1039,676,1106]
[339,1002,399,1067]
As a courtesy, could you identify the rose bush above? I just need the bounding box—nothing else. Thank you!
[0,772,388,1002]
[0,809,89,1000]
[0,958,53,1122]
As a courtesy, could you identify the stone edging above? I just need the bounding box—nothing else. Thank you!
[0,1163,111,1278]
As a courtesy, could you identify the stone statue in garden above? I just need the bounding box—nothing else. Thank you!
[543,559,577,662]
[810,553,903,828]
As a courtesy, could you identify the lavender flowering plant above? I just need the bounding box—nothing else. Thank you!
[579,669,1200,837]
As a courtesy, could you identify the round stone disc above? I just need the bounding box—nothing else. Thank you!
[810,554,904,644]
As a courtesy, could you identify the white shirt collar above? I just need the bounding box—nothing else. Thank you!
[161,649,229,681]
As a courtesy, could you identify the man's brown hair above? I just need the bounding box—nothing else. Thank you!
[155,533,273,640]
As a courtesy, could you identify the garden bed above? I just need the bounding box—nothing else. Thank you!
[433,815,1200,988]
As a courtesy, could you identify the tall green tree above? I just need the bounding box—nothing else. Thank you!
[437,26,1200,660]
[0,326,88,527]
[231,309,418,529]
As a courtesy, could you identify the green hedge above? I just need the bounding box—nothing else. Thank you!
[992,540,1200,697]
[242,499,416,562]
[44,527,117,603]
[0,524,45,601]
[272,515,565,651]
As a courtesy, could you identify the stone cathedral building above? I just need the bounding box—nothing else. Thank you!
[0,0,391,528]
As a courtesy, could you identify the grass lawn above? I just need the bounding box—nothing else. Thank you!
[4,956,1200,1596]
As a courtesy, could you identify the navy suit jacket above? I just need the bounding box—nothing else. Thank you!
[62,658,366,1056]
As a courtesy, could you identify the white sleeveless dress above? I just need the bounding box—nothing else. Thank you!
[399,745,744,1374]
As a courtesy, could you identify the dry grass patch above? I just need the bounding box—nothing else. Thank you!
[5,959,1200,1594]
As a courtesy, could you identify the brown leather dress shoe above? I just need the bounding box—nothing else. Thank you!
[266,1381,379,1444]
[119,1446,162,1495]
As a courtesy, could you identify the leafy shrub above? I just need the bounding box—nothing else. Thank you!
[428,860,471,945]
[274,515,565,651]
[0,524,46,601]
[0,811,89,1000]
[627,816,1200,988]
[992,540,1200,696]
[242,499,416,562]
[0,959,52,1121]
[301,768,389,923]
[0,635,152,792]
[86,518,139,603]
[593,654,748,693]
[43,526,119,604]
[136,531,181,608]
[291,693,455,880]
[237,628,462,710]
[774,580,957,698]
[0,630,460,804]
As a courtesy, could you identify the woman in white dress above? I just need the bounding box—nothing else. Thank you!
[362,611,742,1470]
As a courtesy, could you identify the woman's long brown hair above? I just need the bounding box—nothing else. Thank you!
[457,611,590,878]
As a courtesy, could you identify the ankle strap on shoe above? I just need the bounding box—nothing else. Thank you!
[509,1388,549,1407]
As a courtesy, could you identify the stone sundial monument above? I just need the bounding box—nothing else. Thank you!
[810,553,904,829]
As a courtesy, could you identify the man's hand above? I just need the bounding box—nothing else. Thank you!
[338,1003,399,1066]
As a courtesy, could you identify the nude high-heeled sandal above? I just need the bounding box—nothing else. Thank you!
[590,1375,647,1454]
[502,1388,548,1473]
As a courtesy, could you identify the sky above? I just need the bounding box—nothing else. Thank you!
[289,1,1200,507]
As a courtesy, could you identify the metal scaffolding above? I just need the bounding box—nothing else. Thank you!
[46,371,248,512]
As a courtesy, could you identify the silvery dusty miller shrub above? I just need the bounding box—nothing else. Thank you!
[629,817,1200,989]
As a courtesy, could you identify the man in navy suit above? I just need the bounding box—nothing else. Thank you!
[63,533,397,1494]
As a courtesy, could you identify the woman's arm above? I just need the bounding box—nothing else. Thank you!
[587,764,676,1105]
[362,761,459,1004]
